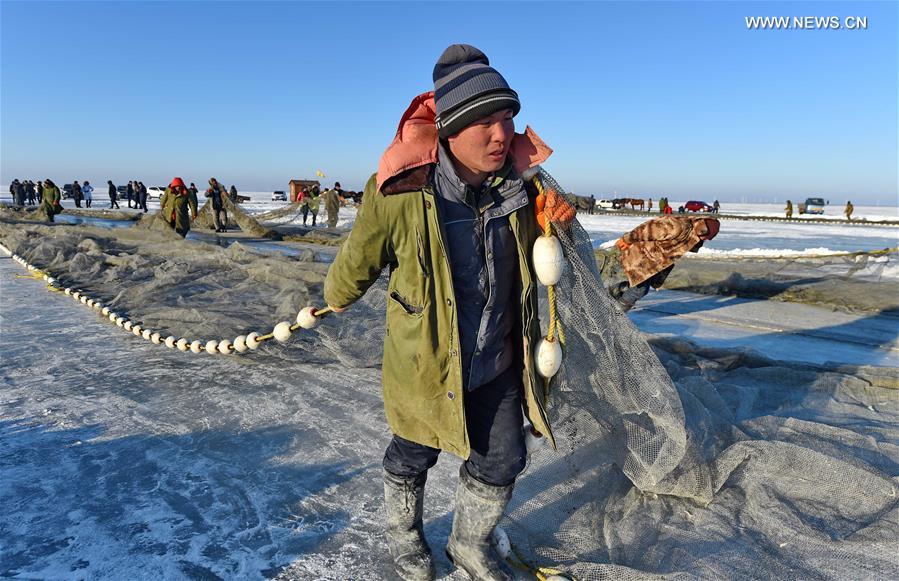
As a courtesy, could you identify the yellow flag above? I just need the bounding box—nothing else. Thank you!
[316,170,325,178]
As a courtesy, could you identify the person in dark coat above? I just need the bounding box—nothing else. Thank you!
[36,180,44,204]
[188,182,199,211]
[71,181,83,208]
[108,180,120,209]
[137,181,148,212]
[205,177,228,232]
[126,181,134,208]
[10,179,24,206]
[229,185,239,204]
[25,181,36,205]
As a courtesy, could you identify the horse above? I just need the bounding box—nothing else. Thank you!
[628,198,645,211]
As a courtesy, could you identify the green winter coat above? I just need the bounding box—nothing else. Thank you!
[308,194,320,213]
[160,187,198,233]
[41,186,62,218]
[324,168,553,459]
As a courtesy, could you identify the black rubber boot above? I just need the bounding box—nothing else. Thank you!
[446,465,514,581]
[383,469,435,581]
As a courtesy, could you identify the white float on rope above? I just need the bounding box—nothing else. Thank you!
[123,321,133,331]
[80,296,88,304]
[532,235,564,286]
[233,335,247,353]
[491,527,511,559]
[108,312,118,322]
[190,340,203,354]
[164,336,176,348]
[151,332,161,345]
[142,329,152,340]
[296,307,320,330]
[176,338,188,351]
[535,337,563,378]
[273,322,292,343]
[133,325,143,336]
[205,340,218,354]
[102,307,110,316]
[217,339,232,354]
[524,424,546,453]
[246,332,260,350]
[116,318,127,328]
[64,288,72,296]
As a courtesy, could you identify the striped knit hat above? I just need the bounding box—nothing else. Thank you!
[433,44,520,139]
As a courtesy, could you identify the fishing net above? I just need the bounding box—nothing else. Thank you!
[1,165,897,579]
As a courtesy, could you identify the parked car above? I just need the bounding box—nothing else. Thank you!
[62,183,73,199]
[147,186,166,199]
[595,199,615,209]
[798,197,827,215]
[117,185,127,198]
[272,190,287,201]
[684,200,714,212]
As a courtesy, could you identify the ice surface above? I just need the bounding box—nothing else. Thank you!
[1,218,897,580]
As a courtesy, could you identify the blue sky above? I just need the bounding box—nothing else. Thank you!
[1,1,896,203]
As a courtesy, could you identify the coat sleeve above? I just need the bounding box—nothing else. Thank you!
[324,173,395,309]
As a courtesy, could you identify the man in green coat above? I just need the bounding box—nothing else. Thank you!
[40,179,62,221]
[323,181,342,228]
[160,177,198,237]
[324,45,573,581]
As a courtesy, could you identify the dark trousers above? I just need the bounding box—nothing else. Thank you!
[383,365,527,487]
[110,196,120,209]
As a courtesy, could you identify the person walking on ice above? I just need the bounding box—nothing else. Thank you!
[844,200,854,221]
[785,199,793,219]
[324,44,575,581]
[160,177,198,237]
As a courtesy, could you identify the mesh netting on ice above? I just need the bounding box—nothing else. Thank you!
[1,202,897,579]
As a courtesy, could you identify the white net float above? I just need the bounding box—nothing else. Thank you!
[535,337,563,378]
[524,425,546,453]
[233,335,247,353]
[64,288,72,296]
[491,526,511,559]
[190,340,203,354]
[73,292,81,300]
[296,307,320,330]
[533,235,564,286]
[141,329,152,340]
[108,312,118,322]
[273,322,292,343]
[102,307,110,316]
[164,336,176,349]
[150,332,161,345]
[217,340,232,354]
[246,332,260,350]
[116,318,126,328]
[80,296,88,304]
[205,340,218,354]
[123,321,132,331]
[132,325,142,336]
[176,338,188,351]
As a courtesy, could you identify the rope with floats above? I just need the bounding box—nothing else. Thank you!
[0,241,332,355]
[2,183,578,578]
[530,175,566,388]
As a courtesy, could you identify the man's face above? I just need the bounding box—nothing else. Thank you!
[447,109,515,178]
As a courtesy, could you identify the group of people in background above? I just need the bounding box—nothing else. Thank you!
[8,179,40,206]
[158,177,239,237]
[295,181,345,228]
